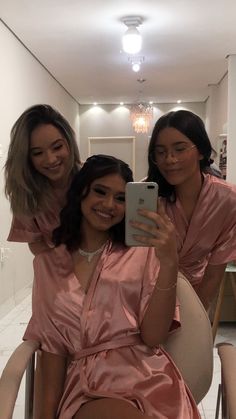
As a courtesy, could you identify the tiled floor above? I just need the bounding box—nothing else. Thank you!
[0,294,235,418]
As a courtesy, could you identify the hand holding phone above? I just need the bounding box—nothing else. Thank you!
[125,182,158,246]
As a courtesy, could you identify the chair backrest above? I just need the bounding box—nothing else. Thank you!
[163,273,214,404]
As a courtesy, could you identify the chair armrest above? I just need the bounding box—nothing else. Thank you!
[217,343,236,418]
[0,340,40,419]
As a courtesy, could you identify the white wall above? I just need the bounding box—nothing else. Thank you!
[79,102,206,181]
[205,75,228,151]
[227,55,236,184]
[0,21,80,318]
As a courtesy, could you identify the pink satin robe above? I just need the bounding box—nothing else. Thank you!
[162,174,236,286]
[24,242,200,418]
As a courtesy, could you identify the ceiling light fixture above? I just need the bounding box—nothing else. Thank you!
[128,55,145,73]
[132,63,140,72]
[130,103,153,134]
[122,16,143,54]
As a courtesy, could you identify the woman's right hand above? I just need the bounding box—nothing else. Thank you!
[129,200,178,266]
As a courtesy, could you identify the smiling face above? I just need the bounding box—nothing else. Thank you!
[29,123,71,186]
[154,127,203,187]
[80,173,126,234]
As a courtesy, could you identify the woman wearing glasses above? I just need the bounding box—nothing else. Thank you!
[146,110,236,310]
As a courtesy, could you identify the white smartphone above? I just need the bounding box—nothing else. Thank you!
[125,182,158,247]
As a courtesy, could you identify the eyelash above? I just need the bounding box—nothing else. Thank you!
[53,144,63,150]
[31,143,64,157]
[93,187,106,196]
[155,144,189,154]
[116,196,125,203]
[93,188,125,202]
[156,147,186,153]
[31,151,42,157]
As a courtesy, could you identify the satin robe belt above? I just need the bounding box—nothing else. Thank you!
[72,334,142,361]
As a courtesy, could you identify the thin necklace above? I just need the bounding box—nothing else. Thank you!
[78,243,106,263]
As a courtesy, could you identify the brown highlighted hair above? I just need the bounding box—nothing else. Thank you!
[5,104,81,215]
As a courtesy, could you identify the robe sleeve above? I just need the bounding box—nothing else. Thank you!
[7,215,43,243]
[139,248,180,331]
[23,315,68,357]
[208,190,236,265]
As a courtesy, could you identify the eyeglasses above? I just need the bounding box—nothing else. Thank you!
[152,144,196,163]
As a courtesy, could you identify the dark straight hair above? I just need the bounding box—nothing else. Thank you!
[147,110,214,201]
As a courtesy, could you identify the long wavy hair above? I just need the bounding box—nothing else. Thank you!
[147,110,214,201]
[5,104,82,216]
[53,154,134,251]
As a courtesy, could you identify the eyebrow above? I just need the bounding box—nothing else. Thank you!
[155,141,189,147]
[93,183,125,195]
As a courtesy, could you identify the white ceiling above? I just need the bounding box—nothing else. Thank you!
[1,0,236,105]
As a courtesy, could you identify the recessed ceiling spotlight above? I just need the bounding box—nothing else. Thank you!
[93,102,98,106]
[149,101,153,105]
[177,99,182,104]
[120,102,124,106]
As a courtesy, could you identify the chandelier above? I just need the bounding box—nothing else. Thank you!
[130,103,153,134]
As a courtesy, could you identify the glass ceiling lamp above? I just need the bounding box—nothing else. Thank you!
[130,103,153,134]
[128,56,145,72]
[122,17,143,54]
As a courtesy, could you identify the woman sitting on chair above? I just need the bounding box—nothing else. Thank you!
[23,155,200,418]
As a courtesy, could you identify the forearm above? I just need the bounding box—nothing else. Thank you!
[141,260,178,347]
[38,351,67,419]
[133,203,178,347]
